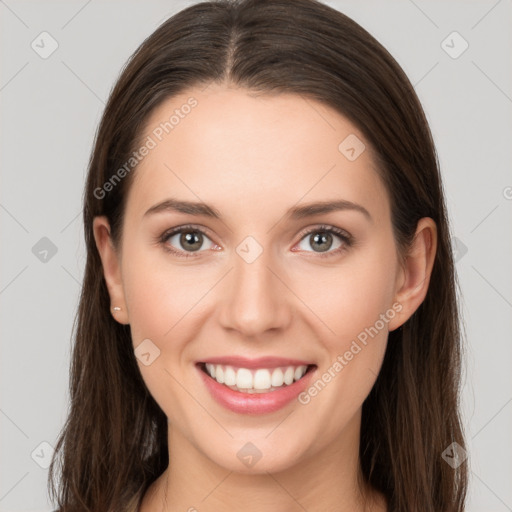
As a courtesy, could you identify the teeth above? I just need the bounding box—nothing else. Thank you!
[271,368,284,387]
[205,363,216,378]
[224,366,236,386]
[203,363,309,393]
[236,368,253,389]
[254,369,271,390]
[284,367,295,385]
[294,366,304,380]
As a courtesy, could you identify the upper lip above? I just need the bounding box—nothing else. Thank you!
[199,356,315,369]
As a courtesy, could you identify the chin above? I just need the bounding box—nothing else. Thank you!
[196,433,312,475]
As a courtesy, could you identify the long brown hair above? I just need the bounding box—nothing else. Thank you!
[48,1,468,510]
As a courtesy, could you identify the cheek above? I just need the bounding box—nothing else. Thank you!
[121,245,207,344]
[121,246,204,419]
[295,241,396,408]
[301,243,398,347]
[296,269,392,440]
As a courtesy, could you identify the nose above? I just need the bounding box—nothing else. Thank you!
[217,244,293,337]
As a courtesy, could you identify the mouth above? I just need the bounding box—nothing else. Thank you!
[197,362,317,394]
[195,355,318,414]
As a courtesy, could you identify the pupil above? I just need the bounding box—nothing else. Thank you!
[312,232,332,252]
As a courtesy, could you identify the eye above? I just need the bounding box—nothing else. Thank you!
[159,225,218,258]
[294,225,353,258]
[159,224,353,259]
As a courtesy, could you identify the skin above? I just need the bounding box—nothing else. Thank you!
[94,82,437,512]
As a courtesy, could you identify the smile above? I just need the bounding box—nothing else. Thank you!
[196,357,317,414]
[202,363,310,393]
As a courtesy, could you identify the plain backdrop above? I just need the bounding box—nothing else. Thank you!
[1,1,511,511]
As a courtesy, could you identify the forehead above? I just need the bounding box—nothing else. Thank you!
[125,83,390,224]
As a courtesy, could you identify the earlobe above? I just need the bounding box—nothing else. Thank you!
[92,216,130,325]
[388,217,437,331]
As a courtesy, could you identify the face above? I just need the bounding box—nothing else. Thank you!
[95,83,419,474]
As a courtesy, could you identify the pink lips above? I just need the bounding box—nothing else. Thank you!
[196,356,316,415]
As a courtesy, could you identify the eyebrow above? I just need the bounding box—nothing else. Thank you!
[143,198,372,222]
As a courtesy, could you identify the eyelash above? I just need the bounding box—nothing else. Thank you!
[158,224,354,259]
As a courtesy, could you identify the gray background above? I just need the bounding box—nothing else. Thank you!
[1,0,511,510]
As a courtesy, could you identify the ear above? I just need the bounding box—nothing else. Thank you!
[92,216,129,325]
[388,217,437,331]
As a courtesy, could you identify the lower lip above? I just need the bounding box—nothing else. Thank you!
[197,364,316,415]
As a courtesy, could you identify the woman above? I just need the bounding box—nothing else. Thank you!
[47,0,468,511]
